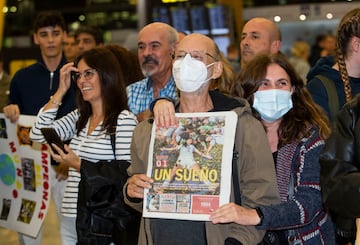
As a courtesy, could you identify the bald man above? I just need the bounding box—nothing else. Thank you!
[240,17,282,67]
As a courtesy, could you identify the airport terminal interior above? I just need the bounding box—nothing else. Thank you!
[1,0,360,244]
[2,0,358,64]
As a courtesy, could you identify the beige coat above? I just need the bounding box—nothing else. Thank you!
[124,99,280,245]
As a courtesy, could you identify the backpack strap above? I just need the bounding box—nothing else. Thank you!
[110,116,117,159]
[315,74,339,121]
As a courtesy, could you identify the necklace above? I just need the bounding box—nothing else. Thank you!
[88,116,103,134]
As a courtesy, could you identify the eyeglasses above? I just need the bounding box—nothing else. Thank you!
[173,50,218,62]
[72,69,97,81]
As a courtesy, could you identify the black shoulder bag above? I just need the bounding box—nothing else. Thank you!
[76,119,141,245]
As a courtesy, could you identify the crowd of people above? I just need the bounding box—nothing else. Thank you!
[1,6,360,245]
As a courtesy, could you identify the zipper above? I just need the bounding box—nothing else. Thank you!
[49,72,54,90]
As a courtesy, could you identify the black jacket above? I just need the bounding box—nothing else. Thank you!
[320,95,360,237]
[9,54,76,118]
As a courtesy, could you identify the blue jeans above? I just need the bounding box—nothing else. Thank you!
[61,215,77,245]
[18,228,43,245]
[60,215,115,245]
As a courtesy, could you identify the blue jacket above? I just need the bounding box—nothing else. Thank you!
[257,128,335,244]
[8,54,76,118]
[306,56,360,120]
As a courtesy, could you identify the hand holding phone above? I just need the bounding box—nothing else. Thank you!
[40,128,67,154]
[70,71,77,84]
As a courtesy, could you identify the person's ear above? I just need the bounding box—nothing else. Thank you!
[352,37,360,52]
[33,33,39,45]
[270,40,281,54]
[290,86,295,95]
[171,43,177,57]
[211,61,223,79]
[62,31,68,42]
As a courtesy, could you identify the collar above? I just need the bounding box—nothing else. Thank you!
[146,75,174,91]
[38,53,68,72]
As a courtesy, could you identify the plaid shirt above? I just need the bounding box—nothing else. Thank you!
[126,76,178,115]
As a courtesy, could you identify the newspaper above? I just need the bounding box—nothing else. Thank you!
[143,111,237,221]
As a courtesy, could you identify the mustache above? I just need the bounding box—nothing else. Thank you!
[142,56,159,66]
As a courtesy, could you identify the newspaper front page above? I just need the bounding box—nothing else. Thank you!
[143,111,237,221]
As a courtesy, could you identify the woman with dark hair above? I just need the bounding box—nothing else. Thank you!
[30,47,137,245]
[210,53,334,244]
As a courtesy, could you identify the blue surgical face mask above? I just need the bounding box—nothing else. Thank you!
[252,89,293,122]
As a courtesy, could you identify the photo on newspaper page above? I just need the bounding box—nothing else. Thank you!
[143,111,237,221]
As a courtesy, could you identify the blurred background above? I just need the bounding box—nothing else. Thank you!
[0,0,359,244]
[1,0,358,77]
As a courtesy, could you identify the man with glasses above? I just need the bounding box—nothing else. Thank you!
[3,11,76,245]
[125,33,279,245]
[174,50,218,61]
[126,22,179,122]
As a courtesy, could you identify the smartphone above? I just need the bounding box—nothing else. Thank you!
[40,128,67,154]
[70,71,78,83]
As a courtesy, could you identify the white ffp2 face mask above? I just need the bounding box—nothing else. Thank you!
[173,54,214,93]
[252,89,293,122]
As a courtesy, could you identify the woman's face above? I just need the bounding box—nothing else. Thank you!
[76,59,102,104]
[257,64,292,92]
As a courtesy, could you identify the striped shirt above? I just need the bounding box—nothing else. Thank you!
[30,108,137,217]
[126,76,178,115]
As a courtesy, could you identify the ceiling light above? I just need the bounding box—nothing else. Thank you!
[326,13,333,19]
[299,14,306,21]
[274,16,281,22]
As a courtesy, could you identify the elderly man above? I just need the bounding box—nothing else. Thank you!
[124,33,279,245]
[126,22,178,122]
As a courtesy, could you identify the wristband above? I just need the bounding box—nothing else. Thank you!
[50,96,62,106]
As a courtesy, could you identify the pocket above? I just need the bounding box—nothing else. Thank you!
[258,231,283,245]
[90,214,114,237]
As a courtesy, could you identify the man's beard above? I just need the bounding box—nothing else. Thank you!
[141,56,159,77]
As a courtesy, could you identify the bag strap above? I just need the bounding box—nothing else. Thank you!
[110,116,117,159]
[232,147,241,205]
[315,74,339,121]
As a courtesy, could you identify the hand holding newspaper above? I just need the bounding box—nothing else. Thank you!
[143,111,237,221]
